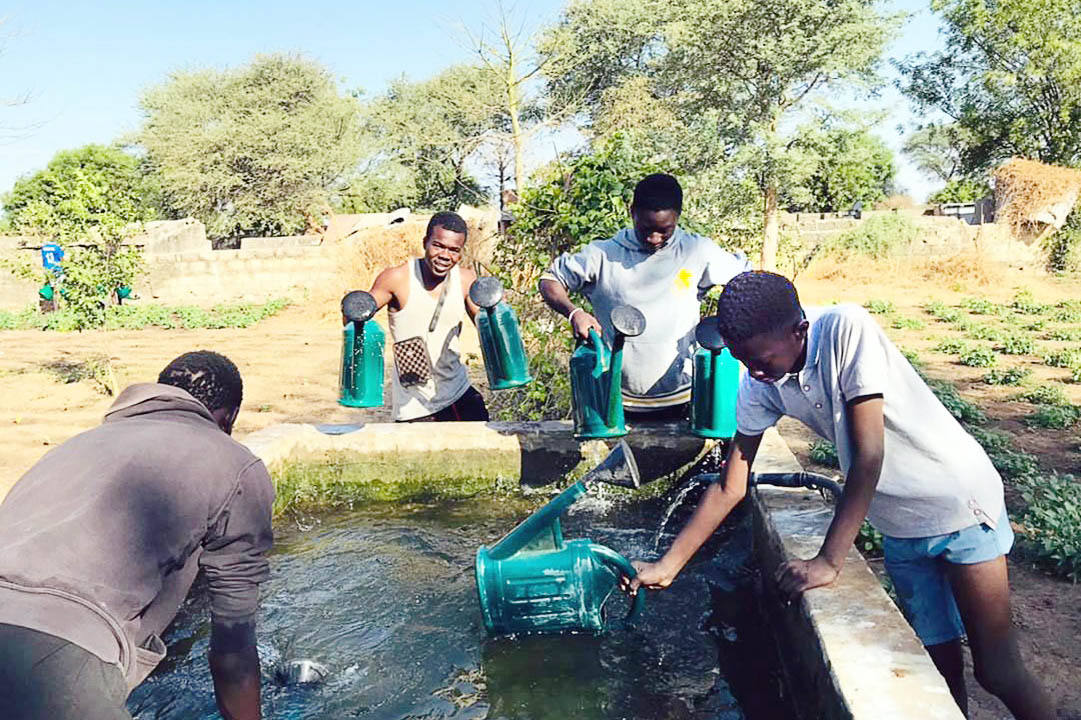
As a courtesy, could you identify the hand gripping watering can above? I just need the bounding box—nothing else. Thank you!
[338,290,385,408]
[689,315,742,439]
[469,277,533,390]
[475,441,646,635]
[570,305,647,439]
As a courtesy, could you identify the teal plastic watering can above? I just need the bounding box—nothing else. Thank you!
[475,441,646,635]
[469,277,533,391]
[689,315,742,439]
[339,290,385,408]
[570,305,646,439]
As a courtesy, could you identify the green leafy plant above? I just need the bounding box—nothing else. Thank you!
[996,336,1036,355]
[1044,348,1081,369]
[960,297,998,314]
[1010,289,1047,315]
[1025,404,1080,429]
[959,345,997,367]
[1016,473,1081,581]
[967,426,1040,480]
[1050,300,1081,323]
[809,440,840,468]
[827,213,919,260]
[900,347,924,371]
[864,299,895,315]
[0,298,290,332]
[1044,327,1081,341]
[934,338,969,354]
[928,378,987,424]
[891,316,925,330]
[856,521,884,557]
[982,367,1032,386]
[1015,384,1071,406]
[924,301,962,323]
[967,324,1003,341]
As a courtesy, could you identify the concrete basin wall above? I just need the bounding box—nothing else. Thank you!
[241,420,963,719]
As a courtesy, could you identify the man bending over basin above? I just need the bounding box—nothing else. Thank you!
[0,351,274,720]
[368,210,489,422]
[627,271,1055,720]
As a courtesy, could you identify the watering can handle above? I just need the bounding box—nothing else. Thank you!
[589,543,646,625]
[587,329,608,378]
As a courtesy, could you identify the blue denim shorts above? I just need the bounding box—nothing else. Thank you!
[882,506,1014,646]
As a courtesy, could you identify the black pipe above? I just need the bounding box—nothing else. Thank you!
[751,472,842,501]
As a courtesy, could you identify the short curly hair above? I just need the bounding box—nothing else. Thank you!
[632,173,683,213]
[158,350,243,412]
[716,271,803,344]
[425,211,468,241]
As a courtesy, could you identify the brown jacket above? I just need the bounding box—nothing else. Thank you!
[0,383,274,689]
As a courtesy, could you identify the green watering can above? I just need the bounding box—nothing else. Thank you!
[338,290,385,408]
[689,315,742,439]
[475,441,646,635]
[570,305,646,439]
[469,277,533,390]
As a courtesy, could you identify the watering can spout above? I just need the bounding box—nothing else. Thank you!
[583,439,640,489]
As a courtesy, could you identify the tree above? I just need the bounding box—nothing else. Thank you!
[2,144,156,328]
[350,64,504,212]
[134,53,364,239]
[902,124,967,185]
[791,124,896,212]
[538,0,895,269]
[899,0,1081,173]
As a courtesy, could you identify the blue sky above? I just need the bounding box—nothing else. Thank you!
[0,0,946,203]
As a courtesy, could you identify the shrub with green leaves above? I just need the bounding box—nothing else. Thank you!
[808,440,840,468]
[856,521,884,557]
[891,316,925,330]
[996,336,1036,355]
[982,367,1032,386]
[1015,384,1071,406]
[934,338,969,354]
[959,346,997,367]
[927,378,987,424]
[1025,404,1080,429]
[960,297,997,315]
[967,426,1040,480]
[1050,300,1081,323]
[827,213,919,260]
[1044,347,1081,369]
[1010,289,1047,315]
[1016,473,1081,581]
[864,299,894,315]
[0,298,290,332]
[1044,327,1081,341]
[967,324,1003,341]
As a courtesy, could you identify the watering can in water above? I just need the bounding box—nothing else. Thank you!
[689,315,742,439]
[570,306,646,439]
[469,277,532,390]
[338,290,385,408]
[475,440,647,635]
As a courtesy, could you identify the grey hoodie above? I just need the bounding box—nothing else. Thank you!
[543,226,751,409]
[0,384,274,690]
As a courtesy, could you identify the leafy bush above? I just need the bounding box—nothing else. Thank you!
[1025,404,1080,429]
[1023,319,1046,331]
[864,299,895,315]
[934,338,969,354]
[960,297,998,314]
[927,379,987,424]
[1044,348,1081,369]
[1010,289,1047,315]
[1015,384,1071,406]
[982,367,1032,386]
[1044,327,1081,341]
[967,323,1003,341]
[1016,473,1081,581]
[891,316,925,330]
[808,440,840,468]
[856,521,884,557]
[924,301,963,323]
[1050,300,1081,323]
[960,345,998,367]
[827,213,920,260]
[1043,210,1081,274]
[996,336,1036,355]
[0,298,290,332]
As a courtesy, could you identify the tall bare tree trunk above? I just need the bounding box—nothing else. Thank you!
[762,182,779,271]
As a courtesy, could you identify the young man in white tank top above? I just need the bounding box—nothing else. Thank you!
[368,212,489,422]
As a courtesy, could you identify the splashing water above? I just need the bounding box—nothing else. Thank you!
[651,474,713,552]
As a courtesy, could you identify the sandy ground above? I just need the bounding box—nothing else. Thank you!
[0,256,1079,718]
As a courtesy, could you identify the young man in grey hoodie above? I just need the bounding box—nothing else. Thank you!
[0,351,273,720]
[540,173,752,420]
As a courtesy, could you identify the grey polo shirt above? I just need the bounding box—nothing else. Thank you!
[736,305,1004,538]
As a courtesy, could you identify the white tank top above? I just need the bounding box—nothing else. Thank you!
[388,259,471,420]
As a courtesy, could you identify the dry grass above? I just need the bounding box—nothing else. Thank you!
[994,158,1081,235]
[875,194,918,211]
[917,251,1001,287]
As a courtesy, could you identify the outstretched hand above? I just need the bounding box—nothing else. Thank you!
[775,555,841,600]
[620,559,677,596]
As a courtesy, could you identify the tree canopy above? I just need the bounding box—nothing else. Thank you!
[134,53,364,239]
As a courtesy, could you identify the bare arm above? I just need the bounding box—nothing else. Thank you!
[208,620,261,720]
[776,395,884,596]
[629,432,763,592]
[538,278,601,340]
[368,265,405,313]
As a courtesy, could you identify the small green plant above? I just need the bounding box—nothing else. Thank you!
[959,345,998,367]
[982,367,1032,386]
[1023,319,1046,331]
[1010,289,1047,315]
[996,336,1036,355]
[0,298,291,332]
[1050,300,1081,323]
[1025,404,1080,429]
[924,301,962,324]
[967,324,1003,341]
[891,316,925,330]
[934,338,969,354]
[1043,327,1081,341]
[1016,473,1081,581]
[900,348,924,371]
[1073,366,1081,383]
[41,355,118,395]
[967,426,1040,480]
[960,297,997,315]
[864,299,895,315]
[1015,384,1071,406]
[856,521,884,557]
[1044,348,1081,369]
[927,379,987,424]
[809,440,840,468]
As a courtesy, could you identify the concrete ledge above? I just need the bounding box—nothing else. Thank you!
[752,430,964,720]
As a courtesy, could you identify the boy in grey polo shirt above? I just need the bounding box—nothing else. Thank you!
[628,272,1054,719]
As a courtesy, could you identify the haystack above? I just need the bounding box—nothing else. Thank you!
[993,158,1081,242]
